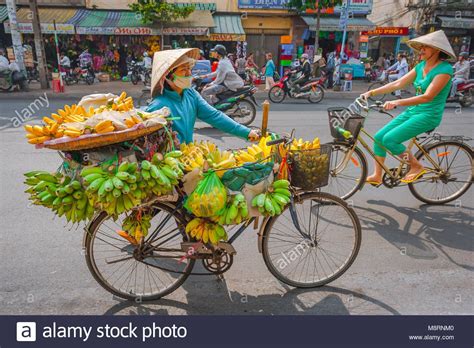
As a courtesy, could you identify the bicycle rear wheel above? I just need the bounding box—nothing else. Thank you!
[409,141,473,204]
[84,202,194,301]
[261,191,361,288]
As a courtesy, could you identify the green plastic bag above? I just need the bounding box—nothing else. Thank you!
[221,162,274,192]
[184,170,227,217]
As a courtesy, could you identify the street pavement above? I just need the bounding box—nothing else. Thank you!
[0,86,472,315]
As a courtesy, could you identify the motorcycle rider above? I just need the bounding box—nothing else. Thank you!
[200,44,244,105]
[387,53,409,98]
[0,48,10,73]
[60,52,71,71]
[450,52,470,98]
[291,53,312,93]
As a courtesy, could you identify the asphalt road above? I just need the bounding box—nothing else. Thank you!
[0,94,472,315]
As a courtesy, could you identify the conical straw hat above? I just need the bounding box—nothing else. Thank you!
[151,48,200,97]
[407,30,456,61]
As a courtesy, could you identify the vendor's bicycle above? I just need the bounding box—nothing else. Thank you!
[83,135,361,301]
[325,98,473,204]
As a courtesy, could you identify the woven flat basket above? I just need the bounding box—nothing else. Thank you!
[41,124,165,151]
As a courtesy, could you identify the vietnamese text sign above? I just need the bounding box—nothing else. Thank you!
[238,0,289,9]
[4,22,75,34]
[363,27,409,36]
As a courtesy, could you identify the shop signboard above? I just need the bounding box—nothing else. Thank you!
[238,0,290,9]
[196,34,246,41]
[4,22,75,34]
[363,27,409,36]
[162,27,209,36]
[76,26,160,35]
[306,0,372,15]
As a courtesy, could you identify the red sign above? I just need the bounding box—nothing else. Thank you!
[363,27,409,36]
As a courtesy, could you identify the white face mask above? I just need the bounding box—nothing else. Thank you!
[172,73,193,89]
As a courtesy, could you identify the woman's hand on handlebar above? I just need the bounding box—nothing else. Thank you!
[360,91,372,100]
[383,100,399,110]
[248,129,261,142]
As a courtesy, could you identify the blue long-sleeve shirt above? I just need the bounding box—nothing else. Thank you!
[146,87,251,144]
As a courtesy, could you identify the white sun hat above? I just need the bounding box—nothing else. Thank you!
[151,48,200,97]
[407,30,456,61]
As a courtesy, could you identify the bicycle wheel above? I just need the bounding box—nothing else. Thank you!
[262,191,361,288]
[228,99,256,126]
[326,142,367,200]
[308,85,324,103]
[84,202,194,301]
[268,85,286,103]
[409,141,473,204]
[368,81,386,101]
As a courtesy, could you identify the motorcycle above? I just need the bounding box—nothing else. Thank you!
[129,61,151,86]
[198,80,258,126]
[62,61,95,85]
[268,69,325,104]
[0,69,28,92]
[446,79,473,108]
[26,61,40,83]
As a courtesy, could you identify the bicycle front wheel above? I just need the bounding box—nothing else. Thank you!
[84,202,194,301]
[262,192,361,288]
[409,141,473,204]
[326,142,367,200]
[368,81,386,101]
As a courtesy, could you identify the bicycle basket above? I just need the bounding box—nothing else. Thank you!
[328,107,365,142]
[288,144,332,190]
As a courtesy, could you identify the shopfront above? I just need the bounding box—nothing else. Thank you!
[363,26,410,60]
[436,16,473,55]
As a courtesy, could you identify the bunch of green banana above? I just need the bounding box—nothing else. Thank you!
[80,161,142,217]
[251,179,291,216]
[185,218,228,245]
[24,171,62,208]
[121,211,152,243]
[213,193,249,225]
[139,151,183,197]
[24,170,94,223]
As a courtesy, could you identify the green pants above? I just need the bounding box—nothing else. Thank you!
[374,110,441,157]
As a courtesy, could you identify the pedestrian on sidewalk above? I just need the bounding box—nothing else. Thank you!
[325,50,336,88]
[264,52,276,91]
[235,53,247,81]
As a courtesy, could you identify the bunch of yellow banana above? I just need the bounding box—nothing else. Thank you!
[290,137,320,151]
[179,143,206,172]
[52,104,95,124]
[124,115,143,128]
[235,136,274,165]
[24,124,55,144]
[185,218,228,245]
[60,125,84,138]
[205,149,236,176]
[196,140,217,156]
[94,120,115,134]
[96,92,134,113]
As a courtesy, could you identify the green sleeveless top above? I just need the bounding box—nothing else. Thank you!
[407,60,453,119]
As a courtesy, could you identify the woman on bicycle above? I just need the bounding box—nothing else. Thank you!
[147,48,259,144]
[360,30,455,184]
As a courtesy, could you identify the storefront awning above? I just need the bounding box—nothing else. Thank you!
[302,16,375,32]
[438,16,474,30]
[195,14,246,41]
[0,6,8,23]
[4,7,77,34]
[163,10,214,36]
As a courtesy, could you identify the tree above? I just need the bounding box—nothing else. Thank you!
[129,0,195,49]
[287,0,343,52]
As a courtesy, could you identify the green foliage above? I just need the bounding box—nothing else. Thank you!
[129,0,195,24]
[287,0,343,11]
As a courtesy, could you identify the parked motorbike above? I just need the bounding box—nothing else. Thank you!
[26,61,40,83]
[447,79,474,107]
[198,79,258,126]
[62,61,95,85]
[129,61,151,85]
[0,69,28,92]
[268,69,324,104]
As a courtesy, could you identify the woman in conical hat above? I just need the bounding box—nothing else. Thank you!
[146,48,259,144]
[361,30,455,184]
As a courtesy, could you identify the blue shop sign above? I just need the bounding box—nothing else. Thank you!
[238,0,290,9]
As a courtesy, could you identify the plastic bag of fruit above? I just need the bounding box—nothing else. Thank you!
[184,170,227,217]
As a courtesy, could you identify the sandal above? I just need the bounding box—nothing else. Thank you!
[400,169,427,183]
[366,180,382,187]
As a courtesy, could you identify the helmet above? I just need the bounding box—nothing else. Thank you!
[143,51,148,57]
[199,49,204,57]
[213,44,227,57]
[459,52,468,59]
[301,53,309,60]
